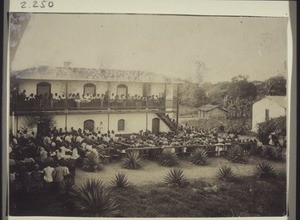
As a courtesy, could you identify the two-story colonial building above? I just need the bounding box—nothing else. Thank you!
[10,63,180,135]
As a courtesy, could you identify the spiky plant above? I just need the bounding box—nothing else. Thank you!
[60,177,76,195]
[111,173,129,189]
[227,145,247,163]
[158,149,179,167]
[164,168,188,187]
[216,166,237,181]
[253,162,277,179]
[191,148,208,165]
[122,151,141,169]
[82,152,102,172]
[69,179,120,217]
[261,146,278,160]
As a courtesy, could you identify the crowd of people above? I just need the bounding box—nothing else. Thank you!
[9,121,271,194]
[11,89,165,111]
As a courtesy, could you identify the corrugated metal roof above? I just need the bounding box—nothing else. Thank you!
[12,66,181,84]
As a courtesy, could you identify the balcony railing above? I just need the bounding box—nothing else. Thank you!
[12,98,177,112]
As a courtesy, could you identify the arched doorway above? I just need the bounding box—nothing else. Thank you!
[152,118,160,134]
[84,119,95,132]
[37,82,51,96]
[84,83,96,95]
[117,84,128,97]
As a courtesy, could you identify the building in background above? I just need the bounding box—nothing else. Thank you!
[10,63,180,135]
[252,96,286,132]
[197,104,228,120]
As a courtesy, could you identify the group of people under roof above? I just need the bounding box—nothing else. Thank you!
[11,89,165,110]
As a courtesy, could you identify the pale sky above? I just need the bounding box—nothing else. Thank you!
[11,13,288,83]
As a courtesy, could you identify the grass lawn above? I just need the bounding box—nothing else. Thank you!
[9,156,287,217]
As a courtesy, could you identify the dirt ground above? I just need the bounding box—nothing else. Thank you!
[75,155,286,186]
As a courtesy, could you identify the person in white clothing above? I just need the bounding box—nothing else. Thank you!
[43,165,55,190]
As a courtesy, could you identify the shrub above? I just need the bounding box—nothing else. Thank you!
[253,162,277,179]
[261,146,278,160]
[158,149,179,167]
[164,168,188,187]
[191,148,208,165]
[60,177,76,195]
[122,151,141,169]
[227,145,247,163]
[69,179,120,217]
[82,153,102,172]
[111,173,129,189]
[257,116,286,144]
[216,166,237,181]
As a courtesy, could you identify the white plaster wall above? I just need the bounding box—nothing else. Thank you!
[19,80,66,96]
[108,82,143,98]
[68,81,108,95]
[252,98,286,132]
[14,112,171,135]
[151,83,165,96]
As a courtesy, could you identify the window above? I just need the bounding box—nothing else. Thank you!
[117,84,128,97]
[143,83,151,97]
[37,82,51,96]
[84,83,96,95]
[118,119,125,131]
[84,120,95,132]
[265,109,270,121]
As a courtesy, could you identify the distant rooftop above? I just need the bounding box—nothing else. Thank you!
[263,96,287,109]
[198,104,228,112]
[12,65,182,84]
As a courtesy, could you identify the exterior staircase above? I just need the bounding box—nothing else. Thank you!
[155,113,177,132]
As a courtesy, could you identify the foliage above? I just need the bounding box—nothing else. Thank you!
[264,76,286,96]
[10,175,286,217]
[261,146,278,160]
[216,166,237,181]
[253,162,277,179]
[122,151,142,169]
[158,149,179,167]
[60,177,76,195]
[82,153,102,172]
[111,173,129,189]
[69,179,120,217]
[227,145,247,163]
[257,116,286,144]
[190,148,208,165]
[164,168,188,187]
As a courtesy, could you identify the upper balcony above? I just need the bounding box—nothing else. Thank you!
[11,97,177,114]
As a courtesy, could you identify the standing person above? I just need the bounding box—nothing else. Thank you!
[52,162,70,191]
[43,164,55,190]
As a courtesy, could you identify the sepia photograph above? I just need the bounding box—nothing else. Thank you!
[7,11,289,218]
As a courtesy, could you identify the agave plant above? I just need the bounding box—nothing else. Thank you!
[69,179,120,217]
[261,146,278,160]
[253,162,277,179]
[227,145,247,163]
[191,148,208,165]
[164,168,188,187]
[82,152,102,172]
[158,149,179,167]
[122,151,141,169]
[111,172,129,188]
[60,177,76,195]
[216,166,237,181]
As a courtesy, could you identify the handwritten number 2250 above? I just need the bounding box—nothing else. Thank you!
[20,1,54,8]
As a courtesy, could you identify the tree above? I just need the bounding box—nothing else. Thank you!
[265,76,286,96]
[193,87,209,107]
[225,75,257,118]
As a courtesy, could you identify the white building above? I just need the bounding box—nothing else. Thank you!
[252,96,286,132]
[10,64,180,135]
